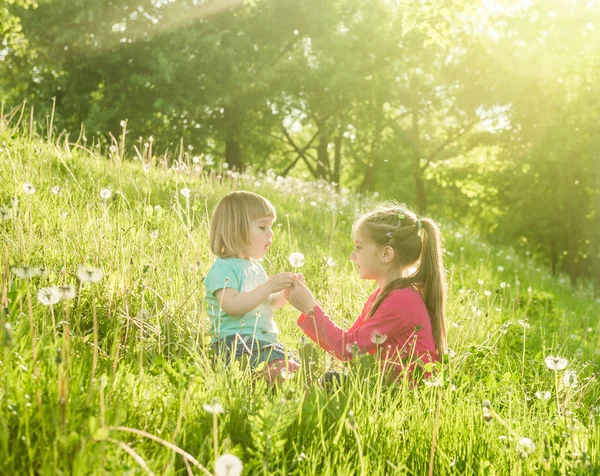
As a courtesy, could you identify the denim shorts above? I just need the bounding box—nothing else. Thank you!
[212,334,296,370]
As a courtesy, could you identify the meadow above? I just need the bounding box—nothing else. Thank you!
[1,130,599,475]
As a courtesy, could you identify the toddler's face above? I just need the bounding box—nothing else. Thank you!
[244,216,275,259]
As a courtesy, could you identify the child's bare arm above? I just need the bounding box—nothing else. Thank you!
[215,273,295,316]
[270,290,288,310]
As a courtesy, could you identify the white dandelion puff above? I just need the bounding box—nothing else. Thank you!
[23,182,36,194]
[37,287,60,306]
[500,282,507,288]
[57,285,77,300]
[325,257,335,267]
[12,266,41,280]
[76,266,103,283]
[120,120,127,128]
[180,188,191,198]
[535,391,551,400]
[214,453,243,476]
[51,186,62,195]
[0,206,12,221]
[203,399,224,414]
[370,330,387,345]
[424,377,443,387]
[562,370,578,388]
[149,230,159,240]
[100,188,112,200]
[517,319,530,329]
[516,437,536,457]
[477,279,484,285]
[497,266,504,272]
[544,355,568,371]
[288,252,305,268]
[205,155,214,166]
[484,290,492,297]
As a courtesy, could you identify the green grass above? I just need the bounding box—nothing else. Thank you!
[0,132,599,475]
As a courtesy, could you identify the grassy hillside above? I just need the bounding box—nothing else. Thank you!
[0,132,599,475]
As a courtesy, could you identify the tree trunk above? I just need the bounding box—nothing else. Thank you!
[316,134,330,180]
[332,133,342,186]
[224,106,243,170]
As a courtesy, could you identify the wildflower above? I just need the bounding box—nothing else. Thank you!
[205,154,214,165]
[516,437,536,457]
[535,391,551,400]
[150,230,159,240]
[120,120,127,128]
[180,188,191,198]
[214,453,243,476]
[100,188,112,200]
[23,182,36,194]
[497,266,504,272]
[527,287,533,293]
[563,370,578,388]
[109,145,117,154]
[38,287,60,306]
[325,257,335,267]
[59,211,68,220]
[57,285,77,300]
[545,355,568,371]
[477,279,484,285]
[500,282,506,288]
[192,156,200,164]
[484,290,492,297]
[346,342,360,355]
[11,196,18,208]
[12,266,41,280]
[288,252,305,268]
[76,266,103,283]
[222,163,229,170]
[203,398,224,414]
[345,409,357,430]
[51,186,62,195]
[517,319,530,329]
[370,330,387,345]
[0,206,12,221]
[424,377,443,387]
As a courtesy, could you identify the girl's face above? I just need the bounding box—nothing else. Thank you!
[349,228,387,280]
[243,216,275,259]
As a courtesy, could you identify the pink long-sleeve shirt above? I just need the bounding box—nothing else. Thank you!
[297,287,439,380]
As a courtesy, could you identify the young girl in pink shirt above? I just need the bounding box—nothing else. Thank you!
[286,203,447,382]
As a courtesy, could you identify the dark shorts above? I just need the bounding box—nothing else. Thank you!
[212,334,297,370]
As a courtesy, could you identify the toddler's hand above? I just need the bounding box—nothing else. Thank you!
[268,272,295,293]
[294,273,307,285]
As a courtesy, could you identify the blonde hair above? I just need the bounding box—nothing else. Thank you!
[354,202,447,357]
[209,191,277,258]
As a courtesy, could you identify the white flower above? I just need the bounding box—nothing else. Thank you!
[497,266,504,272]
[57,285,77,300]
[180,188,191,198]
[222,163,229,170]
[37,287,60,306]
[527,287,533,293]
[214,453,243,476]
[500,282,506,288]
[477,279,484,285]
[205,154,214,165]
[424,377,443,387]
[535,391,551,400]
[370,330,387,345]
[288,252,305,268]
[77,266,103,283]
[0,206,12,221]
[51,186,62,195]
[517,319,530,329]
[516,437,536,457]
[562,370,578,388]
[100,188,112,200]
[109,145,117,154]
[12,266,41,280]
[484,290,492,297]
[120,120,127,128]
[203,400,224,414]
[325,257,335,267]
[23,182,36,194]
[149,230,159,240]
[544,355,568,371]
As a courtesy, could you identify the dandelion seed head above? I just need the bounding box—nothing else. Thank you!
[37,287,60,306]
[288,252,305,268]
[544,355,568,371]
[497,265,504,272]
[370,330,387,345]
[203,397,224,414]
[12,265,41,280]
[150,230,159,240]
[0,206,12,221]
[57,285,77,300]
[51,186,62,195]
[76,266,103,283]
[516,437,536,457]
[325,257,335,267]
[23,182,36,194]
[535,390,551,400]
[120,120,127,128]
[214,453,243,476]
[100,188,112,200]
[563,370,578,388]
[180,187,191,198]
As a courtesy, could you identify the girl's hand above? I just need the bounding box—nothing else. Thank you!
[287,279,318,315]
[268,273,295,293]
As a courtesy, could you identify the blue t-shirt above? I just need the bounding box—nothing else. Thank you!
[205,257,278,344]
